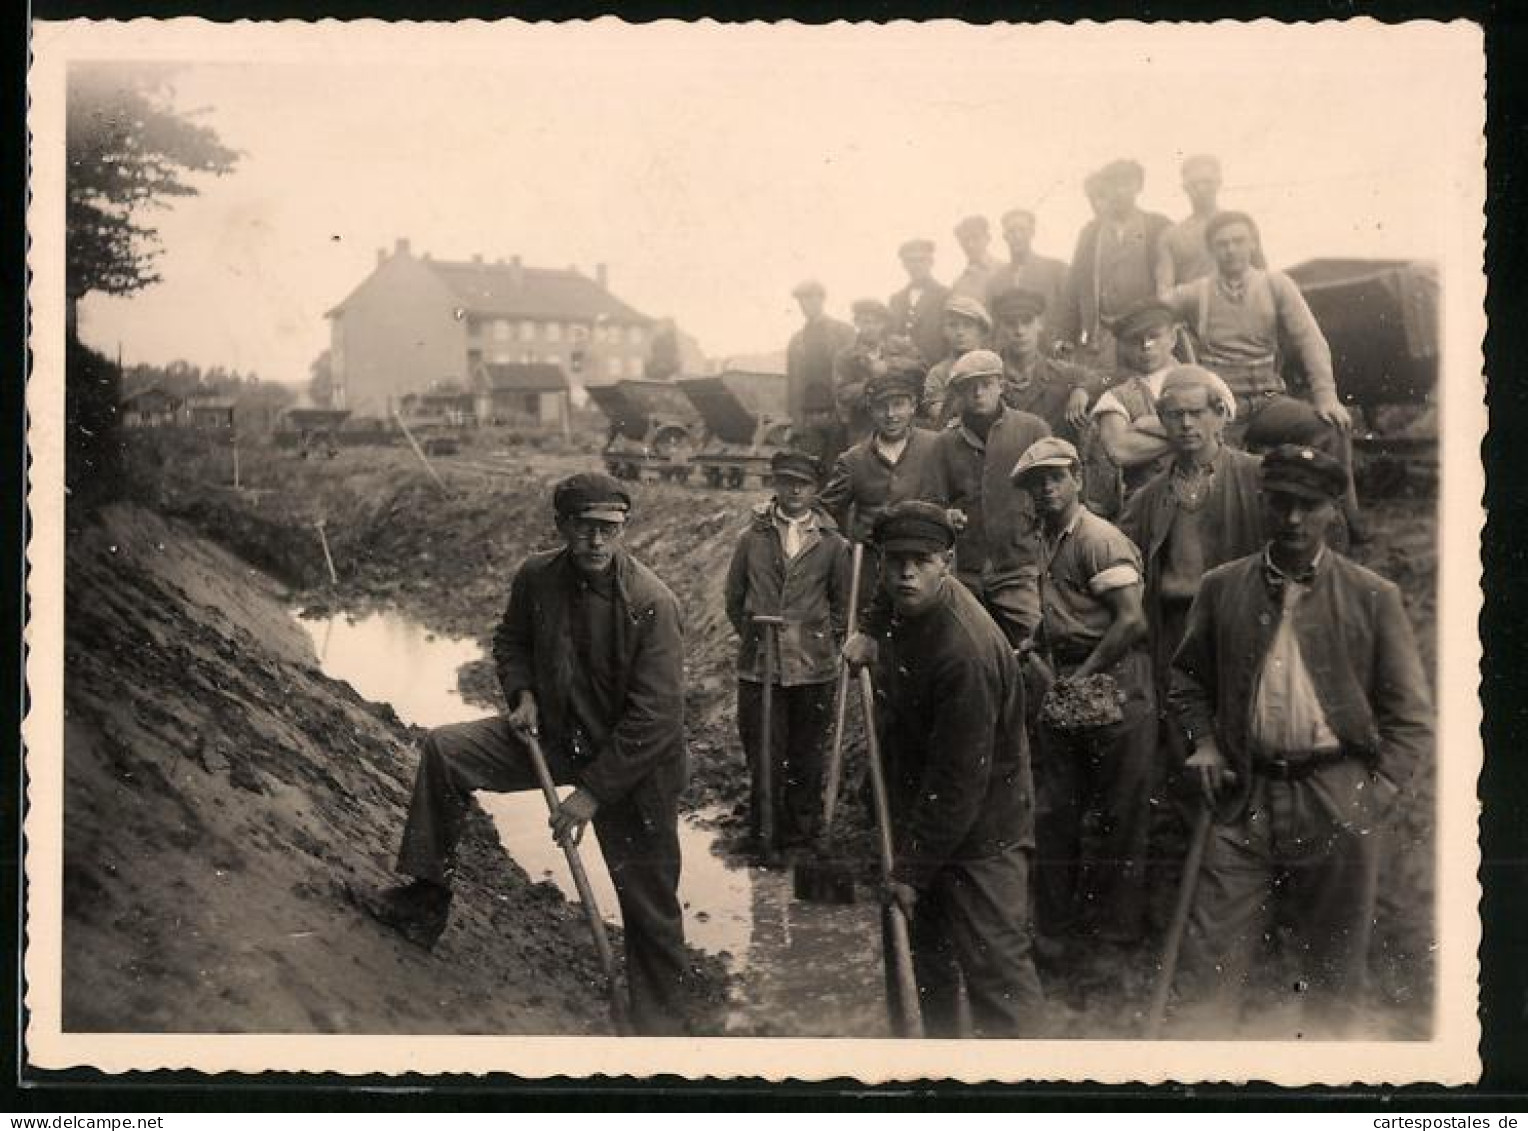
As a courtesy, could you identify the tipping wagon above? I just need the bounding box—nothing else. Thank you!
[677,371,794,489]
[585,379,703,482]
[1287,258,1440,490]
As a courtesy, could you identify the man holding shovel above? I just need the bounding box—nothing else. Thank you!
[843,501,1045,1038]
[358,472,692,1036]
[725,449,853,860]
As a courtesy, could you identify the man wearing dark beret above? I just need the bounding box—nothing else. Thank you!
[360,472,693,1034]
[1166,445,1432,1035]
[843,501,1044,1037]
[888,239,952,367]
[834,298,926,446]
[989,286,1101,445]
[1055,160,1174,370]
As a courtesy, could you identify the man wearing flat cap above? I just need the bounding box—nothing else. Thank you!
[787,279,858,473]
[725,449,853,854]
[920,293,994,426]
[1056,160,1174,370]
[888,239,952,367]
[990,287,1101,446]
[950,215,1001,303]
[843,500,1045,1037]
[820,369,943,555]
[1013,437,1156,948]
[834,298,926,446]
[1167,446,1432,1035]
[1089,298,1238,518]
[927,349,1051,647]
[1162,210,1365,540]
[361,472,693,1034]
[985,208,1070,348]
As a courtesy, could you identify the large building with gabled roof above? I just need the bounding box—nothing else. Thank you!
[324,238,655,416]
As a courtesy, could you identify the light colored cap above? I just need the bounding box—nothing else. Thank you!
[1181,154,1222,180]
[1010,436,1081,483]
[943,293,993,330]
[1158,364,1238,421]
[947,349,1005,386]
[791,278,826,298]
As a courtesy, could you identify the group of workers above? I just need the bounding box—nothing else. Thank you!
[356,154,1432,1042]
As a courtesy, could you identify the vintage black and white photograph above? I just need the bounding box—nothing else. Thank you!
[25,17,1484,1082]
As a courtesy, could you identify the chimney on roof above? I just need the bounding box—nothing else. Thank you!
[596,262,608,289]
[376,247,386,266]
[510,255,524,288]
[395,237,411,257]
[472,254,483,264]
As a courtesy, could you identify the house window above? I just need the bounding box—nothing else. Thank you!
[492,351,509,365]
[547,322,563,343]
[606,356,622,379]
[493,319,510,341]
[628,325,644,347]
[519,320,536,342]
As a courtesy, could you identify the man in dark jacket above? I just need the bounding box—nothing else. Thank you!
[1167,446,1432,1035]
[990,287,1100,445]
[888,238,953,367]
[787,279,858,471]
[927,349,1051,647]
[725,450,853,852]
[833,298,926,446]
[844,501,1045,1037]
[360,472,691,1035]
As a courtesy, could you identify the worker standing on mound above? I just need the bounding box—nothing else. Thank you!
[358,472,692,1036]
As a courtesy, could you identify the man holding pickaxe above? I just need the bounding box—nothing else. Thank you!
[358,472,692,1036]
[844,501,1045,1038]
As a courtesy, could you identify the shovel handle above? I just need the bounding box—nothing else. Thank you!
[521,730,629,1034]
[857,666,924,1039]
[1144,804,1214,1038]
[821,540,865,832]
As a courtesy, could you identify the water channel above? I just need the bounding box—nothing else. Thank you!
[296,606,888,1037]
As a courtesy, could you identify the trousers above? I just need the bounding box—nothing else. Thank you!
[736,679,833,848]
[885,845,1047,1038]
[1176,759,1385,1032]
[1033,685,1158,943]
[396,716,690,1035]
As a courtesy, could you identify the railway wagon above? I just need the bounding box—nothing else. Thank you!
[585,378,703,482]
[677,371,794,489]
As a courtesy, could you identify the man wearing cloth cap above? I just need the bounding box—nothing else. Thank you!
[1162,210,1364,540]
[820,369,943,556]
[843,501,1045,1036]
[950,215,1001,303]
[920,293,994,426]
[985,208,1069,348]
[1055,160,1174,370]
[927,349,1051,647]
[888,239,952,367]
[989,287,1101,445]
[1089,298,1237,518]
[1167,446,1431,1034]
[359,473,693,1034]
[725,450,853,853]
[1117,367,1266,782]
[834,298,927,446]
[786,279,858,472]
[1013,437,1156,947]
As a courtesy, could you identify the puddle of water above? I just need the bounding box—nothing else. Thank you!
[296,606,889,1036]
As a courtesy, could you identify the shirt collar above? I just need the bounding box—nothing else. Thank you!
[773,505,815,531]
[1262,544,1325,593]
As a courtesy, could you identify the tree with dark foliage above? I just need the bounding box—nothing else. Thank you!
[65,63,239,520]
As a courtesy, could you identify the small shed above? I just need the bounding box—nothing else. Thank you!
[471,362,571,431]
[120,387,182,429]
[185,395,237,432]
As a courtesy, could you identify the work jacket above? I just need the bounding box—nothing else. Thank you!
[819,427,942,545]
[1119,445,1266,691]
[1056,210,1173,349]
[1168,550,1433,822]
[888,279,952,367]
[866,577,1036,890]
[928,407,1050,593]
[724,504,852,686]
[787,316,858,423]
[492,548,687,812]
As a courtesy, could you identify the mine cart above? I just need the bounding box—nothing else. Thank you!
[1288,258,1440,490]
[585,379,702,482]
[678,371,794,489]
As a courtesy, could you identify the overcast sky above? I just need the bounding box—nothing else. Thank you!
[64,20,1480,385]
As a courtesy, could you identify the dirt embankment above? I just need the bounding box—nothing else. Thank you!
[61,500,725,1033]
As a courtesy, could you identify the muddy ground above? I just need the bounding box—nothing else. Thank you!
[67,426,1441,1038]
